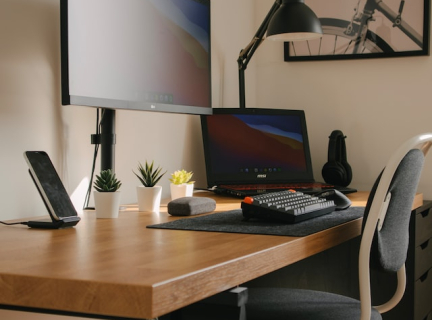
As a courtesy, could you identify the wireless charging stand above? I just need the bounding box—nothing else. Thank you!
[27,217,80,229]
[28,170,80,229]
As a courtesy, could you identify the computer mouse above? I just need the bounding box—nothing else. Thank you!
[315,189,351,211]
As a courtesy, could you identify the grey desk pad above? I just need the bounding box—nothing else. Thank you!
[147,207,365,237]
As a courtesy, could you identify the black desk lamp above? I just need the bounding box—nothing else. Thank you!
[237,0,323,108]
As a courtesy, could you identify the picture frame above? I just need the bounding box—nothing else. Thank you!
[284,0,430,61]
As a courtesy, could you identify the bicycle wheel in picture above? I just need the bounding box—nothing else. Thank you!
[284,0,430,61]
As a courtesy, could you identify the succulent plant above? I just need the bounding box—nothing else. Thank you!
[169,169,194,185]
[93,169,122,192]
[134,161,166,187]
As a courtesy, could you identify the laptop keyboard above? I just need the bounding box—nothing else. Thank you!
[241,190,336,223]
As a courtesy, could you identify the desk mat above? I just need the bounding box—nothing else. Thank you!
[147,207,365,237]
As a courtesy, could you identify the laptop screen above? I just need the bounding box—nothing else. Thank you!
[201,108,315,187]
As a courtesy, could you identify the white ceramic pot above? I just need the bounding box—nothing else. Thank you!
[93,191,121,219]
[136,185,162,212]
[170,183,194,200]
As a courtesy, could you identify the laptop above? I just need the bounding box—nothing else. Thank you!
[200,108,357,198]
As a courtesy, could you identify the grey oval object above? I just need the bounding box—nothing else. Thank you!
[167,197,216,216]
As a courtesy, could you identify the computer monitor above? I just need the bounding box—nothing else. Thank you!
[60,0,212,169]
[61,0,212,115]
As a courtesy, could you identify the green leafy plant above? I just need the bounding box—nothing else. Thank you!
[134,161,166,187]
[93,169,122,192]
[169,169,194,185]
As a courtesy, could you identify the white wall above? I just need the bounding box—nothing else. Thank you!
[1,0,431,319]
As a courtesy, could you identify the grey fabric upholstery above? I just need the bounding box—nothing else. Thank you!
[247,288,381,320]
[246,148,425,320]
[362,149,424,272]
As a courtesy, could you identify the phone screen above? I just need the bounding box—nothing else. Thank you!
[24,151,78,220]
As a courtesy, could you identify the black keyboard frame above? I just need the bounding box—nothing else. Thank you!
[241,191,337,224]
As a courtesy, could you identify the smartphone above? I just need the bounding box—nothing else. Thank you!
[24,151,80,228]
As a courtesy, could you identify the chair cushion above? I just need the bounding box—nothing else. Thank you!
[247,288,382,320]
[362,149,424,272]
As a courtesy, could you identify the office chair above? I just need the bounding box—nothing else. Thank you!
[246,133,432,320]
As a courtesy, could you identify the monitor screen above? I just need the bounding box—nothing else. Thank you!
[201,108,315,186]
[61,0,212,115]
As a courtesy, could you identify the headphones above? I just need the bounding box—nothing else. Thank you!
[322,130,352,187]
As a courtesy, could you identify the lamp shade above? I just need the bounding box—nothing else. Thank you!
[266,0,322,41]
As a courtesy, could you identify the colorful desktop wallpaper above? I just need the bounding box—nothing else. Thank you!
[68,0,211,109]
[206,114,307,174]
[147,0,210,107]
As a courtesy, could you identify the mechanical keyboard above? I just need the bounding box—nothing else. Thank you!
[241,190,336,223]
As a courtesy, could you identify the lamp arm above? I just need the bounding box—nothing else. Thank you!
[238,0,282,69]
[237,0,282,108]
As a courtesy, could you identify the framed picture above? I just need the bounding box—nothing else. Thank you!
[284,0,430,61]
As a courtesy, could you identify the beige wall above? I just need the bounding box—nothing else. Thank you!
[1,0,431,319]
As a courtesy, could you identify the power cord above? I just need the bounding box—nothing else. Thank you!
[0,221,28,226]
[83,108,103,210]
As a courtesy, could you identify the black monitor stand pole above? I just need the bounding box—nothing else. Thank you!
[91,108,116,172]
[85,108,116,210]
[100,109,116,171]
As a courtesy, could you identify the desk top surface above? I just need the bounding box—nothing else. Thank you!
[0,191,403,319]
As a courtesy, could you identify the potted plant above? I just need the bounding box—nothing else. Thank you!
[93,169,122,218]
[169,169,194,200]
[134,161,166,212]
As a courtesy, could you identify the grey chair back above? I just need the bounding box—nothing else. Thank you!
[362,149,424,273]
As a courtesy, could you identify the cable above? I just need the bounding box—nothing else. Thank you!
[83,108,102,210]
[83,108,101,209]
[0,221,28,226]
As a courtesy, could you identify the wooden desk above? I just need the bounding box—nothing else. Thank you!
[0,192,420,319]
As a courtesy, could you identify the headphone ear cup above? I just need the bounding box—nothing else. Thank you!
[322,130,351,187]
[322,161,347,186]
[338,134,352,186]
[339,158,352,185]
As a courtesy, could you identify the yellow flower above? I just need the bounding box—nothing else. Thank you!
[169,169,194,185]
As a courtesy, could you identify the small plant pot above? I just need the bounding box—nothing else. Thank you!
[93,191,121,219]
[136,185,162,212]
[170,183,194,200]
